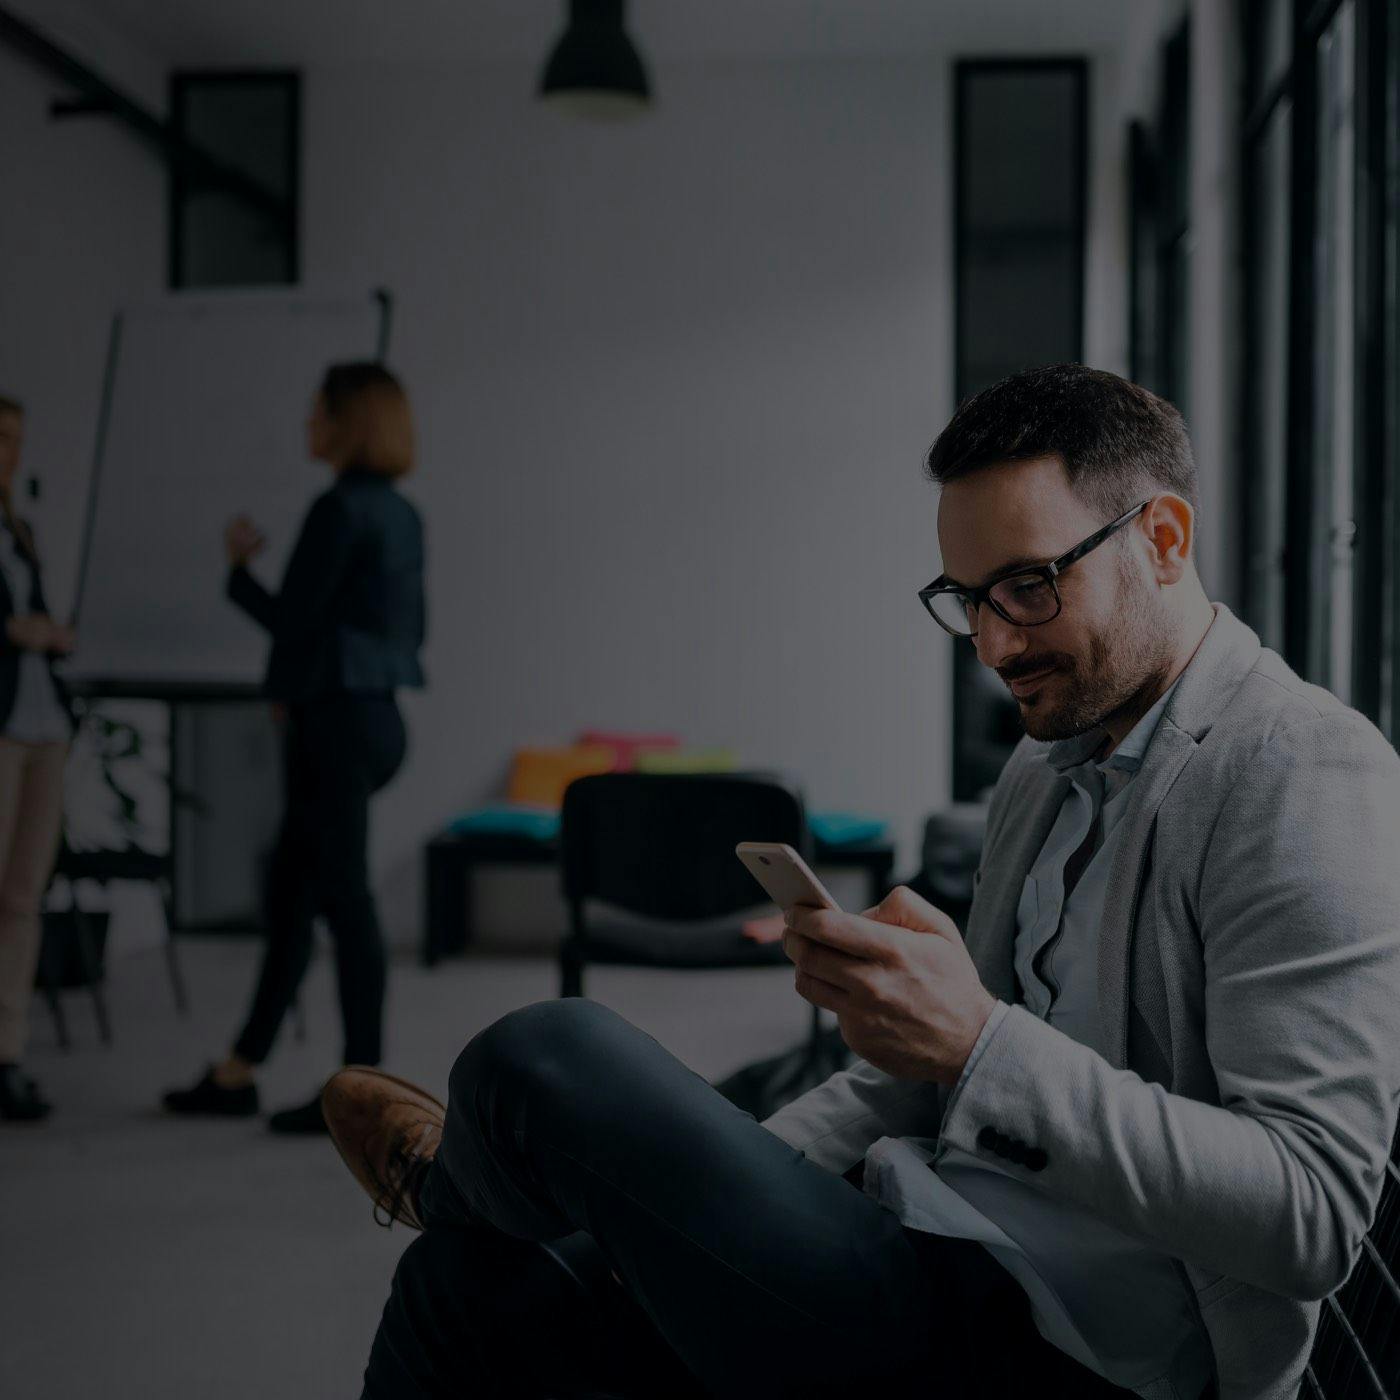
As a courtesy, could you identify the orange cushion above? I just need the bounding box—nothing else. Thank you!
[506,746,618,808]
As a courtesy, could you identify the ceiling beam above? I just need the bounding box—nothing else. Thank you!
[0,4,291,226]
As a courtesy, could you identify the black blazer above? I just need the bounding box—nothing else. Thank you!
[228,470,426,703]
[0,517,74,733]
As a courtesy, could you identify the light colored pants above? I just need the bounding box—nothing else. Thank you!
[0,739,68,1062]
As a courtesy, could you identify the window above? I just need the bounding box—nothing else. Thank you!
[1381,8,1400,740]
[950,59,1087,801]
[1242,1,1294,652]
[169,72,300,289]
[1128,122,1162,390]
[1156,23,1192,415]
[1309,3,1357,701]
[1238,0,1398,735]
[1128,26,1191,417]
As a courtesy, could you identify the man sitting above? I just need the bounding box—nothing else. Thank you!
[322,365,1400,1400]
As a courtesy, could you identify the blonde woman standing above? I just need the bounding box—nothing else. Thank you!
[164,363,425,1133]
[0,395,76,1123]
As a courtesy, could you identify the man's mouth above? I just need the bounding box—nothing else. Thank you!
[1002,665,1059,699]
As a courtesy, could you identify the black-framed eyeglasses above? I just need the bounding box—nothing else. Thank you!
[917,500,1150,639]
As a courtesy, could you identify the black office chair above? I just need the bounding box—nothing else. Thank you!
[558,772,845,1108]
[558,772,811,996]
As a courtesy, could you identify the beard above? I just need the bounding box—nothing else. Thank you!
[1006,563,1173,743]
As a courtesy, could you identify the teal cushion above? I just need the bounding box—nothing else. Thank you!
[447,806,561,842]
[809,812,888,848]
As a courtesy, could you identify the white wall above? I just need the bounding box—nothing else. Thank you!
[289,46,1131,940]
[0,4,165,611]
[2,10,1150,947]
[0,11,168,953]
[296,44,1147,941]
[301,58,955,934]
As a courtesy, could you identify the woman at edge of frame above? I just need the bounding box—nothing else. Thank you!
[0,394,77,1123]
[164,362,425,1134]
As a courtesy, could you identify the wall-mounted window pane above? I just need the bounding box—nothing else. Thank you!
[1310,1,1356,701]
[1246,0,1293,110]
[1128,123,1160,388]
[1244,102,1292,651]
[955,63,1085,398]
[1383,2,1400,742]
[1157,22,1191,415]
[170,73,300,289]
[951,60,1086,801]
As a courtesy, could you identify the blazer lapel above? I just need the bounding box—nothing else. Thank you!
[1095,603,1262,1067]
[966,763,1068,1001]
[966,606,1263,1050]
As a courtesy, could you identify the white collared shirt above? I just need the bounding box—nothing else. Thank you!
[860,686,1215,1398]
[0,525,70,745]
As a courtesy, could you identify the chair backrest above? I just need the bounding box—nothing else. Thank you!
[1303,1133,1399,1398]
[560,772,806,923]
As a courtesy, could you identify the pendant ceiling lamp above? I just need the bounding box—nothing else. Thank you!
[539,0,652,120]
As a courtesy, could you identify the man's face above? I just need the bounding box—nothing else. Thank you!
[935,456,1170,741]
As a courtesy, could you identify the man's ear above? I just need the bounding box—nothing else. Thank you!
[1139,494,1193,585]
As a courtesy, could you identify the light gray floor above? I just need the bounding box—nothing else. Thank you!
[1,938,811,1400]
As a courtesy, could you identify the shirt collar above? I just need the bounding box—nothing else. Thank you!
[1047,680,1180,777]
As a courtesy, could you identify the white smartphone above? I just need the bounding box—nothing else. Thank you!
[735,841,841,913]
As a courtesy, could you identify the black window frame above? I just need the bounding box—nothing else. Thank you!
[1155,21,1192,413]
[949,56,1089,802]
[1238,0,1398,736]
[1128,119,1162,389]
[168,69,301,291]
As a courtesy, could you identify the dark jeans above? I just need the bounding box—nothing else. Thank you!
[234,696,405,1068]
[363,1000,1132,1399]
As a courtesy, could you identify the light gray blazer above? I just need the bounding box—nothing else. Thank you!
[764,605,1400,1399]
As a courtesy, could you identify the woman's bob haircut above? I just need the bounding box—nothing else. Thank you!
[320,362,415,478]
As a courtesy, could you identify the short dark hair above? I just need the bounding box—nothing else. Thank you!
[0,395,22,418]
[924,363,1198,521]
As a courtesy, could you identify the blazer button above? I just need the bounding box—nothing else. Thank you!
[1006,1141,1028,1165]
[976,1126,999,1153]
[1024,1147,1049,1172]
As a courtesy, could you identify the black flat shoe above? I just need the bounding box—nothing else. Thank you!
[268,1093,329,1135]
[163,1067,260,1118]
[0,1065,51,1122]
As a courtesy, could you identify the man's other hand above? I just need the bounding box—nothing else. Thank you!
[782,886,996,1085]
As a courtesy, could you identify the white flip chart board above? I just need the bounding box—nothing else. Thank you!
[64,291,388,689]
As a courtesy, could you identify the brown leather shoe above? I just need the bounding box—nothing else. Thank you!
[321,1067,445,1230]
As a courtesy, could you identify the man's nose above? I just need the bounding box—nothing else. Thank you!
[973,606,1030,670]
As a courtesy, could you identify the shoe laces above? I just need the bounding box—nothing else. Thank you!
[370,1121,438,1229]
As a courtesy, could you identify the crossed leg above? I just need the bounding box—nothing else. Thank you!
[357,999,1129,1399]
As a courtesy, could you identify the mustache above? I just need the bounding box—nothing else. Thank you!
[996,655,1072,684]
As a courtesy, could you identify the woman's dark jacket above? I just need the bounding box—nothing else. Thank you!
[0,518,74,731]
[228,470,425,702]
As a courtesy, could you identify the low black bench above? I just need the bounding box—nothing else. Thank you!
[421,826,896,965]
